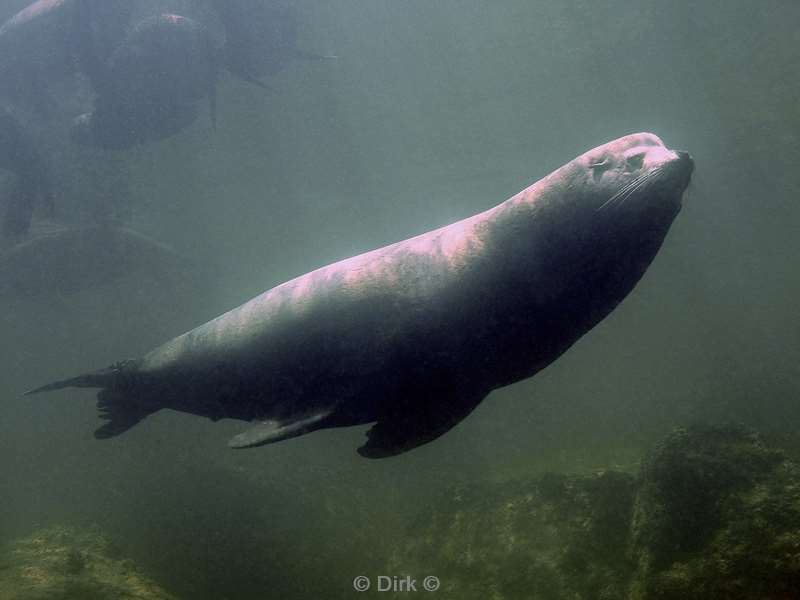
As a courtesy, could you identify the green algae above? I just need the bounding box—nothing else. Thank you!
[390,425,800,600]
[0,525,177,600]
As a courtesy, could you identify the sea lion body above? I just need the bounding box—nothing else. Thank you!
[101,14,216,108]
[71,13,216,149]
[29,133,693,457]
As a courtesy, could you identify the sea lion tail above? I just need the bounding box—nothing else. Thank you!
[24,360,154,439]
[22,376,91,394]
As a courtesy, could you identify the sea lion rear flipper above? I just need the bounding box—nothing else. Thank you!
[94,389,154,439]
[25,360,156,440]
[228,409,333,449]
[357,390,488,459]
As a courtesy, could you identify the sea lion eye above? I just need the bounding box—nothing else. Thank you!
[626,153,645,171]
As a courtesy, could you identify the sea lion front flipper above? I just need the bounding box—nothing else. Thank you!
[357,391,488,459]
[228,409,333,449]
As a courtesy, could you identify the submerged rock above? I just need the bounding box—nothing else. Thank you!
[388,470,637,599]
[389,424,800,600]
[629,424,800,599]
[0,525,176,600]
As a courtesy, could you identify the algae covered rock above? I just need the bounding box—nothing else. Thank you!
[0,525,177,600]
[389,424,800,600]
[629,424,800,599]
[388,469,637,600]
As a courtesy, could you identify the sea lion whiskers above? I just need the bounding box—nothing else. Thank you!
[595,176,643,213]
[596,166,665,213]
[616,167,664,209]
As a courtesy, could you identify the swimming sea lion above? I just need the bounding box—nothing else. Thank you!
[27,133,694,458]
[103,14,217,123]
[72,13,217,149]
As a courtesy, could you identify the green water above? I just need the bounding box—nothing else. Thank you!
[1,1,798,598]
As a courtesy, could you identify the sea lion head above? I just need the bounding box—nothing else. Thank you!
[531,132,692,246]
[516,132,694,324]
[569,132,693,219]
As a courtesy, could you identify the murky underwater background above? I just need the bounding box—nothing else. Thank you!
[1,1,798,598]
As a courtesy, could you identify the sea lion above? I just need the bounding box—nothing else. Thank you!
[72,13,217,149]
[102,14,217,123]
[27,133,694,458]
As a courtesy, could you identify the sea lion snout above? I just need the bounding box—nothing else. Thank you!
[663,150,694,187]
[632,144,676,171]
[586,134,693,215]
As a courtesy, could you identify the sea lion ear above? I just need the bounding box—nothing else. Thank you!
[228,409,333,448]
[588,157,612,182]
